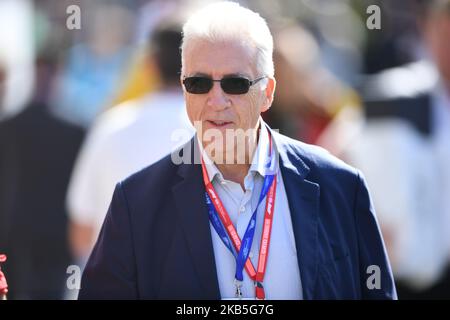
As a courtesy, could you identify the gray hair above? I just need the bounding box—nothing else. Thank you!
[181,1,274,78]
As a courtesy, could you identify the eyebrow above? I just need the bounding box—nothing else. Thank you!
[187,72,251,79]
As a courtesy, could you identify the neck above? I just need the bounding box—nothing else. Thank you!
[214,140,257,188]
[216,163,250,189]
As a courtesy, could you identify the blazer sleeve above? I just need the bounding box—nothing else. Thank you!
[78,182,138,299]
[354,171,398,299]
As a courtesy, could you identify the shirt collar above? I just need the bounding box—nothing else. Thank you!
[249,119,271,177]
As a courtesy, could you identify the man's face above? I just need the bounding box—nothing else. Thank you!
[182,40,275,150]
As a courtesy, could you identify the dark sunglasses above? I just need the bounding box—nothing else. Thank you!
[183,76,267,95]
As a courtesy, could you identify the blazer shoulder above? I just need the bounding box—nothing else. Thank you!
[121,152,179,193]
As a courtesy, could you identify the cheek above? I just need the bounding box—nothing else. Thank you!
[249,89,266,114]
[241,91,264,125]
[185,96,203,122]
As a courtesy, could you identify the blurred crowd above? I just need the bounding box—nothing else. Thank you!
[0,0,449,299]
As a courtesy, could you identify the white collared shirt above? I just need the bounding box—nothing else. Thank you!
[202,121,303,299]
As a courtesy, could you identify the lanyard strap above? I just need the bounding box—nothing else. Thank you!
[201,131,277,300]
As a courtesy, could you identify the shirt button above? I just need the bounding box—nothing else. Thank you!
[240,206,245,213]
[220,180,226,185]
[249,252,254,258]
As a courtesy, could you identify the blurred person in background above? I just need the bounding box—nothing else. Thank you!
[345,0,450,299]
[247,0,365,87]
[264,23,362,155]
[66,18,194,277]
[0,63,5,111]
[406,0,450,299]
[0,0,35,120]
[0,64,7,300]
[0,6,85,298]
[359,0,421,74]
[112,0,185,105]
[50,1,135,128]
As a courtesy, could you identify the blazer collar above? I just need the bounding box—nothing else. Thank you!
[271,130,320,299]
[173,138,221,299]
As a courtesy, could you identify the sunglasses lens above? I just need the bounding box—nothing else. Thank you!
[183,76,253,94]
[221,77,251,94]
[183,77,212,94]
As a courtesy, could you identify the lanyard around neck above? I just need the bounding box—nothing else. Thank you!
[201,130,277,299]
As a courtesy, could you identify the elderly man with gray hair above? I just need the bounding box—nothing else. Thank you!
[79,2,396,300]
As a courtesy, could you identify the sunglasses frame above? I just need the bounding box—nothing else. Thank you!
[182,75,267,95]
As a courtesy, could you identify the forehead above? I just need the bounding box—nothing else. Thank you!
[183,39,257,77]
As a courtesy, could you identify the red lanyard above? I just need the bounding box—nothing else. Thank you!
[200,139,277,299]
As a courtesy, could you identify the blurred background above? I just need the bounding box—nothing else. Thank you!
[0,0,449,299]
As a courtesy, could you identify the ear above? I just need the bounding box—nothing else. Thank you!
[260,77,276,113]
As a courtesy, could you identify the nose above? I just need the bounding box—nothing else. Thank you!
[206,81,230,111]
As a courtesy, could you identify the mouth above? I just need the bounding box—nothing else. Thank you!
[206,120,234,128]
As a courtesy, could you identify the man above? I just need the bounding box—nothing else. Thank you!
[0,42,85,299]
[79,2,396,300]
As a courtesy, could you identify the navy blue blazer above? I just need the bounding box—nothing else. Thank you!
[79,130,397,299]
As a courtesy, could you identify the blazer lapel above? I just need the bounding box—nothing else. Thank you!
[172,138,221,299]
[272,132,320,300]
